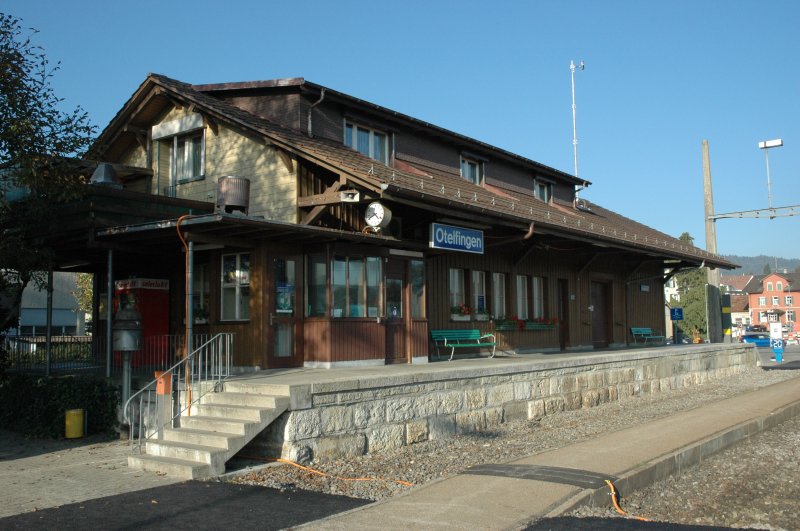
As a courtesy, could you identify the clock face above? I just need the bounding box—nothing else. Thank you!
[365,202,385,227]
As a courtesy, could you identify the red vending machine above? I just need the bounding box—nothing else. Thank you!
[114,278,170,368]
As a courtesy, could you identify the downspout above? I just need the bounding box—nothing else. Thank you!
[307,88,326,138]
[106,250,113,378]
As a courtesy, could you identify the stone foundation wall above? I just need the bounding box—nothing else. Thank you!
[247,345,758,463]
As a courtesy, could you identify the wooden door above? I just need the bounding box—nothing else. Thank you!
[591,281,612,348]
[558,278,570,351]
[267,254,303,367]
[385,259,406,363]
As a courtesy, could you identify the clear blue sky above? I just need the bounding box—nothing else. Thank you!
[5,0,799,264]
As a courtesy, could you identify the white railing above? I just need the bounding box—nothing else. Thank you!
[123,333,233,453]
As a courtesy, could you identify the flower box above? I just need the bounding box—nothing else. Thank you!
[525,322,557,330]
[474,313,490,321]
[450,314,471,321]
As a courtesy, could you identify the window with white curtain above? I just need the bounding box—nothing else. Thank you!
[449,268,465,311]
[534,181,551,203]
[460,157,482,185]
[532,276,545,318]
[344,121,388,163]
[471,271,486,314]
[516,275,529,319]
[221,253,250,321]
[492,272,506,318]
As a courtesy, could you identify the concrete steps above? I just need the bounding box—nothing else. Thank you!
[127,387,289,479]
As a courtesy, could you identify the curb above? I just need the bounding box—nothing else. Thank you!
[540,397,800,520]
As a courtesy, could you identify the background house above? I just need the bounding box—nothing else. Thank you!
[743,272,799,337]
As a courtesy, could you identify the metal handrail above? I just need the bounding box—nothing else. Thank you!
[123,333,233,452]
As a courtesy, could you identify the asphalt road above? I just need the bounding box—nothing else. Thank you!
[0,480,370,530]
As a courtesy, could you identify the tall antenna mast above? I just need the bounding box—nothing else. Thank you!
[570,59,585,178]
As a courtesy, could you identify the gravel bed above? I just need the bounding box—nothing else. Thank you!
[227,367,799,526]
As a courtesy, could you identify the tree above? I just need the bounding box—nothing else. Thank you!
[763,263,771,275]
[0,13,96,333]
[670,232,709,341]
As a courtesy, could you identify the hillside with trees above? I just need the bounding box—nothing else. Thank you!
[721,255,800,276]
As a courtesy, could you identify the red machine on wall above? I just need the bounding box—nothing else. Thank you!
[114,278,170,368]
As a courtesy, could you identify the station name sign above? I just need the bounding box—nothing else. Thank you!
[429,223,484,254]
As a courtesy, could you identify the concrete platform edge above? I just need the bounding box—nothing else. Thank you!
[538,397,800,523]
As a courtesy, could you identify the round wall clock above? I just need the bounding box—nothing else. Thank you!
[364,201,392,228]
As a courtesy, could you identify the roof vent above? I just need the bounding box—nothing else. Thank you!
[575,199,592,212]
[90,163,122,189]
[216,176,250,214]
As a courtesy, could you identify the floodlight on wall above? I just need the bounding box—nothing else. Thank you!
[90,163,121,189]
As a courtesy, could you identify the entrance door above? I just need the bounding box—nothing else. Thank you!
[590,281,612,348]
[267,255,303,367]
[558,279,570,351]
[385,259,406,364]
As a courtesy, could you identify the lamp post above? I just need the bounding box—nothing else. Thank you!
[758,138,783,212]
[570,59,585,178]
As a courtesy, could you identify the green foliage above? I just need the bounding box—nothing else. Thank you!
[763,263,772,275]
[0,374,119,438]
[671,266,709,341]
[71,272,93,315]
[1,13,96,332]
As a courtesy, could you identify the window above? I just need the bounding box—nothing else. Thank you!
[460,157,482,185]
[471,271,487,314]
[221,253,250,320]
[449,268,466,311]
[153,113,206,196]
[192,263,210,320]
[788,310,796,322]
[767,282,773,292]
[516,275,529,319]
[533,181,552,203]
[786,296,793,306]
[758,311,766,322]
[344,122,388,164]
[772,296,780,306]
[758,296,766,307]
[306,254,327,317]
[532,276,546,319]
[410,260,425,318]
[492,273,506,318]
[332,255,382,318]
[777,281,783,291]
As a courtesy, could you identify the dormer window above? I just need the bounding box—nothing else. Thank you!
[152,113,206,196]
[534,180,552,203]
[344,121,388,164]
[460,157,482,185]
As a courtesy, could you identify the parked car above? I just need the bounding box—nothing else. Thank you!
[745,325,768,333]
[740,333,771,347]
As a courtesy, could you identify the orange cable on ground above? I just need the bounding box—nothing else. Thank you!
[604,479,652,522]
[238,455,413,487]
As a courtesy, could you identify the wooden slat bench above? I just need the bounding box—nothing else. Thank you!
[630,327,665,345]
[430,329,497,361]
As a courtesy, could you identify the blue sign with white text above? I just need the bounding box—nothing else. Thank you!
[670,308,684,321]
[429,223,484,254]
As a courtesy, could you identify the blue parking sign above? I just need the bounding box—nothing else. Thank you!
[771,338,784,363]
[670,308,684,321]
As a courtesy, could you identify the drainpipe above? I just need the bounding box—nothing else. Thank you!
[106,250,113,378]
[307,88,326,138]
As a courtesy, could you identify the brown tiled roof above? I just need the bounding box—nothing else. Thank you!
[730,294,749,313]
[720,274,753,291]
[94,73,736,269]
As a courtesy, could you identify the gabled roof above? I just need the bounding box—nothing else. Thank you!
[91,73,736,270]
[720,274,754,292]
[730,294,749,313]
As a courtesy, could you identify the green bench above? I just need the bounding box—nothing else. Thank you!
[630,327,665,345]
[430,329,497,361]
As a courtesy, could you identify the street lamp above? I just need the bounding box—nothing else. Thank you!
[570,60,585,178]
[758,138,783,211]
